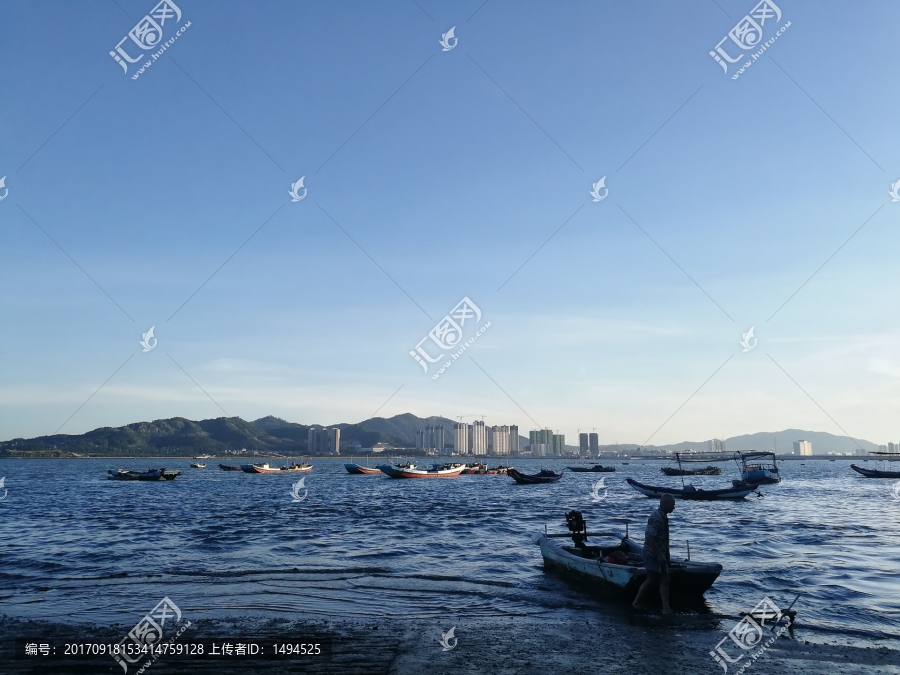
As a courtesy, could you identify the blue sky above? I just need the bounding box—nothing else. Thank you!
[1,0,899,445]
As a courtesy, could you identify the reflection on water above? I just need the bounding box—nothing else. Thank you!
[0,458,897,643]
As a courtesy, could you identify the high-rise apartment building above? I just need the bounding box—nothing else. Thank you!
[530,429,553,446]
[455,422,469,454]
[491,426,510,455]
[709,438,726,452]
[793,440,812,456]
[529,443,550,457]
[308,427,341,454]
[416,425,445,451]
[509,425,519,456]
[589,433,599,458]
[552,434,565,456]
[469,421,487,455]
[579,433,589,457]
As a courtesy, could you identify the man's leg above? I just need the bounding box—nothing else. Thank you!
[659,566,672,614]
[632,571,659,609]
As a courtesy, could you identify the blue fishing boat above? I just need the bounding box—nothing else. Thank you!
[733,451,780,486]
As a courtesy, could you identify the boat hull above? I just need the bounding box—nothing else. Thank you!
[537,535,722,599]
[851,464,900,479]
[344,464,382,475]
[240,463,313,474]
[508,468,562,484]
[219,464,243,471]
[740,469,780,484]
[568,466,616,473]
[376,464,465,478]
[626,478,754,500]
[107,469,181,481]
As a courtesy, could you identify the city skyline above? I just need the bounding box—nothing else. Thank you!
[2,2,899,447]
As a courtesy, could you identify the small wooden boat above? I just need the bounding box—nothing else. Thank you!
[851,464,900,478]
[626,477,755,500]
[240,462,312,474]
[344,463,382,475]
[107,468,181,481]
[190,463,206,468]
[508,468,562,484]
[377,462,465,478]
[536,511,722,599]
[568,465,615,473]
[661,465,721,476]
[219,463,243,471]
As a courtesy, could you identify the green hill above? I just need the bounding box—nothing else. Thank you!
[0,413,457,457]
[0,416,298,457]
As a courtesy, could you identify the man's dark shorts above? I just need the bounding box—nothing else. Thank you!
[643,551,663,573]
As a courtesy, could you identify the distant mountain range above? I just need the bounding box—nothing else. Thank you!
[0,413,461,457]
[623,429,877,455]
[0,414,879,457]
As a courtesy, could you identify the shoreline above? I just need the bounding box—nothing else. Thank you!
[2,614,897,674]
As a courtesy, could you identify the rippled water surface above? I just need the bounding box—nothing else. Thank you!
[1,458,898,643]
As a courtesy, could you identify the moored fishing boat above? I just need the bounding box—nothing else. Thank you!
[536,511,722,599]
[734,451,780,485]
[344,463,383,475]
[850,452,900,478]
[851,464,900,478]
[626,477,756,500]
[218,463,243,471]
[189,463,206,468]
[376,462,465,478]
[107,468,181,481]
[568,464,616,473]
[508,468,562,484]
[240,462,312,474]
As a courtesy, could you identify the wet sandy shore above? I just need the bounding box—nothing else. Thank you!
[3,612,898,675]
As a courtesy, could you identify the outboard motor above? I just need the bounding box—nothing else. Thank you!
[565,510,588,552]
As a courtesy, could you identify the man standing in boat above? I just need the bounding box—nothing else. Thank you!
[632,494,675,614]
